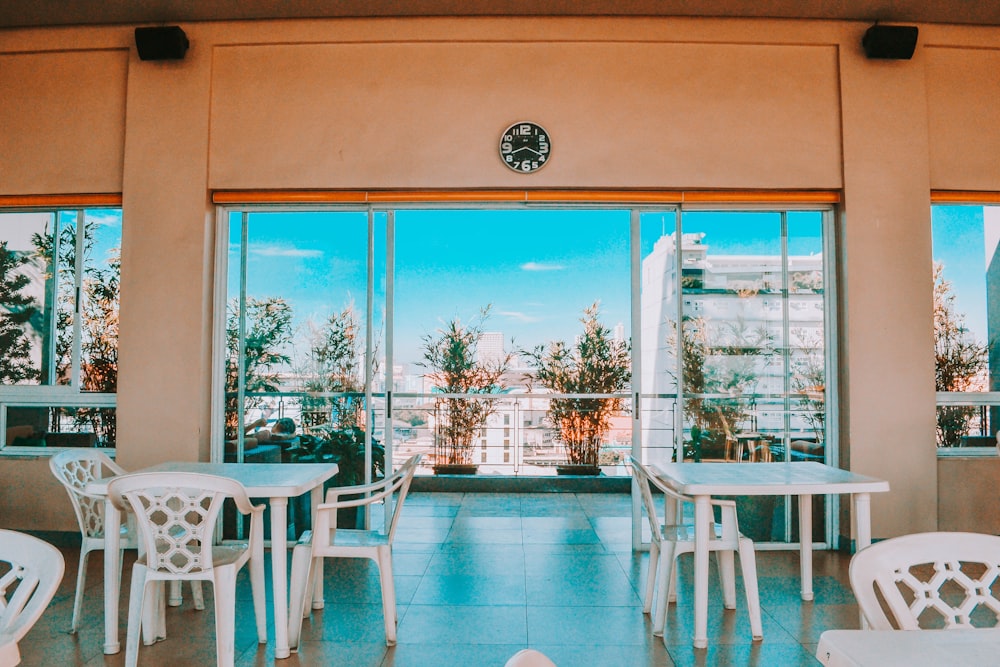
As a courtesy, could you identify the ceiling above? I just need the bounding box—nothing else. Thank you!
[2,1,1000,30]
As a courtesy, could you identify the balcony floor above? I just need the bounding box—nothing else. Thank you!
[19,492,852,666]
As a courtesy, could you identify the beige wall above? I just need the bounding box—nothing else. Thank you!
[1,17,998,538]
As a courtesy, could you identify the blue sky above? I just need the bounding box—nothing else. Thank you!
[229,207,832,369]
[932,205,994,342]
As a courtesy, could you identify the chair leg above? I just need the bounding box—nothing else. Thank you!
[70,545,90,633]
[376,548,397,646]
[642,541,660,615]
[214,570,237,667]
[124,565,148,667]
[168,580,182,606]
[287,543,315,652]
[737,537,764,641]
[191,580,205,610]
[717,549,737,610]
[249,548,267,643]
[652,542,677,637]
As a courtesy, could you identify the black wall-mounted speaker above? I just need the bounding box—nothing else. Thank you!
[135,26,189,61]
[862,25,918,60]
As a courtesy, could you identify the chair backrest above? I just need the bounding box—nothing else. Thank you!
[49,449,126,539]
[107,472,257,575]
[849,531,1000,630]
[630,455,665,545]
[0,530,65,644]
[320,454,422,542]
[504,648,557,667]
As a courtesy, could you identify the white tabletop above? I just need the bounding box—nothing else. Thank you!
[651,461,890,496]
[86,462,338,498]
[817,629,1000,666]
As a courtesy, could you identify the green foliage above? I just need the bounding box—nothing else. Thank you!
[420,306,512,466]
[525,302,630,466]
[225,296,293,440]
[674,315,773,460]
[284,426,385,487]
[933,263,990,446]
[300,304,365,429]
[0,242,39,384]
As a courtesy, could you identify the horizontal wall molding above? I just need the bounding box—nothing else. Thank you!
[931,190,1000,204]
[213,189,841,206]
[0,193,122,208]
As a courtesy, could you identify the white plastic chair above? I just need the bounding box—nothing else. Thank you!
[504,648,558,667]
[49,450,202,633]
[288,454,421,649]
[629,456,762,642]
[849,531,1000,630]
[0,530,65,667]
[107,472,267,667]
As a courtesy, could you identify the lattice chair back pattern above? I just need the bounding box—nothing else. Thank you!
[49,449,138,632]
[0,530,64,667]
[107,472,266,667]
[850,531,1000,630]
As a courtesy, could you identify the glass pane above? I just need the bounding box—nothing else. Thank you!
[931,205,998,447]
[224,210,372,465]
[638,210,680,466]
[0,211,54,385]
[79,209,122,397]
[4,404,116,447]
[679,211,783,463]
[393,208,631,475]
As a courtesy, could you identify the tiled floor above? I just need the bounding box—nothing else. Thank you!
[17,492,858,666]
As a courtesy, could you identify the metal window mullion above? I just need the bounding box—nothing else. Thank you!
[237,213,249,465]
[674,208,685,461]
[629,208,642,551]
[70,210,85,389]
[780,211,793,544]
[382,209,395,530]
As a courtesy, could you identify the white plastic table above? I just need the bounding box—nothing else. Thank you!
[817,628,1000,666]
[651,461,889,649]
[87,461,338,660]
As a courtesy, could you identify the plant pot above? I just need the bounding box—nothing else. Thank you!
[432,463,479,475]
[555,464,601,476]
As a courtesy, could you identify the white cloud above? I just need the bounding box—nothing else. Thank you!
[498,310,540,323]
[250,244,323,258]
[521,261,565,271]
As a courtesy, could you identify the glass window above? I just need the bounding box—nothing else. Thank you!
[0,207,122,449]
[931,204,1000,448]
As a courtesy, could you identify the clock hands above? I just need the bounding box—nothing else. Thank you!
[512,145,542,156]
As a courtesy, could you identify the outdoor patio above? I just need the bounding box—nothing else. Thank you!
[17,491,855,666]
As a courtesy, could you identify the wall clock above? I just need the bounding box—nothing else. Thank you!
[499,122,550,173]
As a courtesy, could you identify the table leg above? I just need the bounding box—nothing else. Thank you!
[270,497,291,660]
[798,494,813,601]
[853,493,872,550]
[103,498,121,654]
[310,485,325,610]
[693,495,710,649]
[853,492,873,629]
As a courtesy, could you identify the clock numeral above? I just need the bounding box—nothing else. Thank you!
[519,124,532,134]
[539,142,549,154]
[504,134,513,142]
[501,142,513,152]
[506,155,514,163]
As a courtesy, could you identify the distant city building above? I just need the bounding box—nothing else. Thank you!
[640,232,824,454]
[476,331,506,365]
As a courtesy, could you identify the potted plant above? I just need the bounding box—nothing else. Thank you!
[420,307,512,474]
[284,425,386,528]
[525,302,630,475]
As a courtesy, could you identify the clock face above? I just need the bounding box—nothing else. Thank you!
[499,122,550,173]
